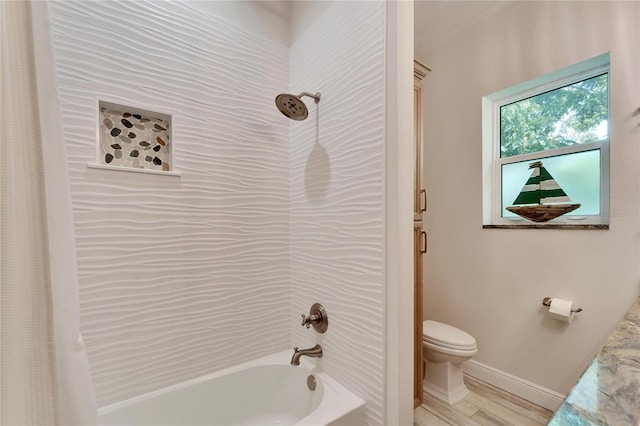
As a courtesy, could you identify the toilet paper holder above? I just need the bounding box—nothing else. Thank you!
[542,297,582,313]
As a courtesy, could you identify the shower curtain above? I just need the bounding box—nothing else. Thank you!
[1,1,97,424]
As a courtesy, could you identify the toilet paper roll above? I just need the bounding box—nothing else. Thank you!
[548,298,575,323]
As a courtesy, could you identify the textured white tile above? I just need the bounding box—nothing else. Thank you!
[289,2,386,425]
[49,0,290,407]
[50,0,387,421]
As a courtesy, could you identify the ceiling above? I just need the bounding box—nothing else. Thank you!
[414,1,513,60]
[250,0,513,52]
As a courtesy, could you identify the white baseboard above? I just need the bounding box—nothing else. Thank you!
[463,360,565,411]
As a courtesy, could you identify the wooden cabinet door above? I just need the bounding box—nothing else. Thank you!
[413,59,429,408]
[414,224,425,407]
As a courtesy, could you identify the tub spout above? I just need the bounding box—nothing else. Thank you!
[290,344,322,366]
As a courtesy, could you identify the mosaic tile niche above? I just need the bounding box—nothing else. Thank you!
[98,101,172,172]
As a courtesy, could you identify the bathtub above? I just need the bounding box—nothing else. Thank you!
[97,350,365,426]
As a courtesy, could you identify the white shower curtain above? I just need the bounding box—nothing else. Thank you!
[1,1,97,424]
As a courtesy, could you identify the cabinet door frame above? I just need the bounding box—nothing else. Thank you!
[413,59,430,408]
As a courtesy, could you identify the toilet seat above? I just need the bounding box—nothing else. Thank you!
[423,340,477,358]
[423,335,476,351]
[423,320,477,351]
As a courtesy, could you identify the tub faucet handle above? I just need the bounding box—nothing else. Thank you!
[300,303,328,333]
[301,313,320,328]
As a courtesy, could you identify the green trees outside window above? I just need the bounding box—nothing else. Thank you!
[500,74,608,158]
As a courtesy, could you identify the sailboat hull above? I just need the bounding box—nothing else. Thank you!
[506,204,581,223]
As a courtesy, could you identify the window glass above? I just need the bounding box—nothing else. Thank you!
[500,74,608,158]
[501,150,601,217]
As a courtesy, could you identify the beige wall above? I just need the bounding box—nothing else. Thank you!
[418,1,639,394]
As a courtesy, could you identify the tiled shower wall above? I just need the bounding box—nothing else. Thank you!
[49,1,290,406]
[289,2,386,425]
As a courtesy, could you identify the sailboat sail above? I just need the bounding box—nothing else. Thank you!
[506,161,580,222]
[511,161,572,205]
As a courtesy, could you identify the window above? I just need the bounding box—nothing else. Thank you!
[482,54,610,227]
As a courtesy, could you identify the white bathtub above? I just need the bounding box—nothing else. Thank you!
[97,350,365,426]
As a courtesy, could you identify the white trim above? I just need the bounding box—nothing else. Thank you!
[496,140,607,165]
[463,359,565,412]
[87,163,182,177]
[383,1,414,425]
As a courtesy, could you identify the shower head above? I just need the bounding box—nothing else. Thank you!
[275,92,321,121]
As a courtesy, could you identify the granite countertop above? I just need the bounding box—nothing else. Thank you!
[548,298,640,426]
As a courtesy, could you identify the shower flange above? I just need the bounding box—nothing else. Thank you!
[297,92,321,104]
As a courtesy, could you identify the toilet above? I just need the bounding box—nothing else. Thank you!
[422,320,477,405]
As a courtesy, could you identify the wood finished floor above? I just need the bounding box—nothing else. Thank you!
[414,375,554,426]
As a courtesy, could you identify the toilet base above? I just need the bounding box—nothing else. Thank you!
[423,360,470,405]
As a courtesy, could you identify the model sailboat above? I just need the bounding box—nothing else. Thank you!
[506,161,581,222]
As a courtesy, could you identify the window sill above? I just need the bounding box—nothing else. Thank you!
[483,224,608,230]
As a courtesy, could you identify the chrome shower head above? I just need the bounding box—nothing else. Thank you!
[275,92,321,121]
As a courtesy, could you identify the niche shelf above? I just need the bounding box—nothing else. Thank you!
[90,100,180,176]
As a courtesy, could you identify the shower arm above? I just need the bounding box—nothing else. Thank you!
[297,92,321,104]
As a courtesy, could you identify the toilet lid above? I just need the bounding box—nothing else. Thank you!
[422,320,477,350]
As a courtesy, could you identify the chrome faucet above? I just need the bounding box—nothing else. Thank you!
[290,344,323,366]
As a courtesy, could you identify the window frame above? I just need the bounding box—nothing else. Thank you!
[482,54,610,227]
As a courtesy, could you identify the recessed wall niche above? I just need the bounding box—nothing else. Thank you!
[97,101,174,173]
